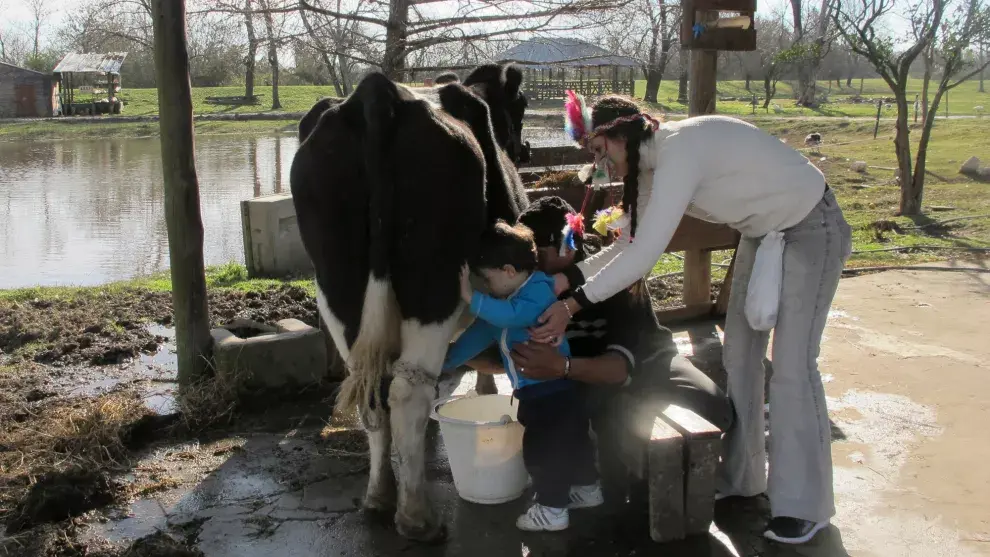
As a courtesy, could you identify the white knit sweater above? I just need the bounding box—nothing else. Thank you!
[574,115,826,306]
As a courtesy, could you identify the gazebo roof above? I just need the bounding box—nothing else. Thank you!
[496,38,640,69]
[53,52,128,74]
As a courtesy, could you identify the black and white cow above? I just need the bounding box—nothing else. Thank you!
[289,63,530,541]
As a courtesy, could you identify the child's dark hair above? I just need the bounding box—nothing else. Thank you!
[591,95,656,239]
[472,220,538,273]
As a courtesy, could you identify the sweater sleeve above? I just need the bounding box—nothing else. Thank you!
[468,279,556,329]
[574,135,702,306]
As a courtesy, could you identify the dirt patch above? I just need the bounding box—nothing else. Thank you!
[0,392,159,525]
[0,285,317,369]
[647,275,723,310]
[1,527,204,557]
[5,467,122,533]
[108,531,205,557]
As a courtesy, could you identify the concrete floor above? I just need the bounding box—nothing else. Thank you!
[79,259,990,556]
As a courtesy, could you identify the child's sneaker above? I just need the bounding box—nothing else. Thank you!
[568,483,604,509]
[516,503,569,532]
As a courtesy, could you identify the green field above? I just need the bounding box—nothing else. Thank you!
[63,77,990,119]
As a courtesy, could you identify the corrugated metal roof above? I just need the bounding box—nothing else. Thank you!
[497,38,640,69]
[53,52,128,74]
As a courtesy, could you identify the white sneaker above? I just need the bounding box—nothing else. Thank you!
[516,503,569,532]
[568,483,604,509]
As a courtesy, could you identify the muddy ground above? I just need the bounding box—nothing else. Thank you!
[0,277,712,557]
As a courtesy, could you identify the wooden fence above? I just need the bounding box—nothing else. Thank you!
[524,78,635,101]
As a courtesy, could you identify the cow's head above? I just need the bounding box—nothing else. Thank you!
[460,63,531,166]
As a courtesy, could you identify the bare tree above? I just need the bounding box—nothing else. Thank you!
[636,0,680,102]
[244,0,259,98]
[835,0,988,215]
[757,12,795,109]
[790,0,837,106]
[28,0,50,58]
[296,0,624,79]
[258,0,284,109]
[677,47,688,102]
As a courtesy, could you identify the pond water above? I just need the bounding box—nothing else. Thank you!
[0,128,565,289]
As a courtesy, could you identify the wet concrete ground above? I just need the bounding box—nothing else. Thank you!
[70,260,990,556]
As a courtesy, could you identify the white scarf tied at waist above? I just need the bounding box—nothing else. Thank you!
[744,231,785,331]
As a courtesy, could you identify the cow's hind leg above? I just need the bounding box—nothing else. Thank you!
[389,315,461,542]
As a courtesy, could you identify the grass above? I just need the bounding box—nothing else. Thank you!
[649,117,990,278]
[630,77,990,118]
[0,262,315,304]
[0,119,298,141]
[2,77,986,141]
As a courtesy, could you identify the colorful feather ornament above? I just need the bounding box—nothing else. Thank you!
[592,206,624,236]
[563,90,593,145]
[559,212,586,256]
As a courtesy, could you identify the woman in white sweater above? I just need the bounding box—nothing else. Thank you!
[534,96,852,544]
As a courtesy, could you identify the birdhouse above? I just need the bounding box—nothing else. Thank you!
[681,0,757,51]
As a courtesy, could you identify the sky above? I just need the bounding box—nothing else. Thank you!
[4,0,799,44]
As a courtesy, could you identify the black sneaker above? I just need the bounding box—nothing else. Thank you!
[763,516,828,544]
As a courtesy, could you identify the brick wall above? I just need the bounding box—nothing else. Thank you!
[0,63,54,118]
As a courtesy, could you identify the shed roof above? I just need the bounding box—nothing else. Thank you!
[496,38,640,69]
[0,61,47,76]
[53,52,128,74]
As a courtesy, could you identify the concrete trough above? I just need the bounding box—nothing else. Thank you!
[211,318,327,391]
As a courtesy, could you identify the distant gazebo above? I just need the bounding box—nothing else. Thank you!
[496,37,640,101]
[52,52,127,116]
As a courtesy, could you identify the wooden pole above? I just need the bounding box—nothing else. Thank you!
[151,0,213,386]
[684,11,718,311]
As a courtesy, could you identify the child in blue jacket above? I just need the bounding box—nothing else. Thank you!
[443,221,601,532]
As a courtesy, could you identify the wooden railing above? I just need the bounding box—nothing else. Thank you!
[524,78,635,101]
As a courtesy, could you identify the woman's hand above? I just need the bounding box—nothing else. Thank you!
[511,342,565,380]
[459,264,473,304]
[552,273,570,296]
[528,298,578,344]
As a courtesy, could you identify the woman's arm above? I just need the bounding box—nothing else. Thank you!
[572,137,702,307]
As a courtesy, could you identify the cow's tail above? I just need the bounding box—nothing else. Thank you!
[336,73,402,430]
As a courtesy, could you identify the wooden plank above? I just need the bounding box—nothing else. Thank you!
[683,249,712,307]
[661,404,721,536]
[526,145,593,167]
[655,303,715,325]
[648,417,686,543]
[713,245,738,317]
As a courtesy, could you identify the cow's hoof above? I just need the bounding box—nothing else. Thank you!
[364,494,396,514]
[396,515,447,544]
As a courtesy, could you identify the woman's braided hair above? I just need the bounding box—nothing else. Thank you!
[590,96,657,239]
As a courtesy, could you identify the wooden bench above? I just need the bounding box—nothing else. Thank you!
[617,403,723,542]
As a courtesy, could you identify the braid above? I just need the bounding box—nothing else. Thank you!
[590,95,658,240]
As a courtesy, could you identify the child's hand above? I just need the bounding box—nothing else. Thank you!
[459,264,474,304]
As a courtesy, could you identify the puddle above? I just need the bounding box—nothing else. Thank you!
[67,323,178,414]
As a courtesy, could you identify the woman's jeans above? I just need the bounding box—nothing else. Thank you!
[716,188,852,523]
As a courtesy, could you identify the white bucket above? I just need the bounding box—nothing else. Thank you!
[430,394,528,505]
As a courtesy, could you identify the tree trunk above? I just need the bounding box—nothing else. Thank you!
[846,76,853,87]
[243,0,257,99]
[337,53,352,95]
[677,49,689,102]
[910,85,946,216]
[644,68,662,102]
[921,44,933,122]
[893,93,917,215]
[382,0,410,80]
[796,61,818,106]
[150,0,212,386]
[263,7,281,109]
[980,42,986,93]
[745,75,751,91]
[762,75,774,108]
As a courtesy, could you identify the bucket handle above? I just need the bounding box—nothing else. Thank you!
[430,395,515,427]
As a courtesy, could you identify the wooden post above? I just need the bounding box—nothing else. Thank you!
[151,0,213,386]
[684,15,718,310]
[874,100,882,139]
